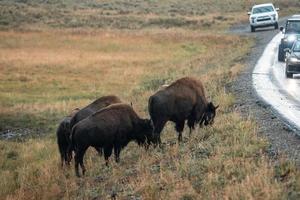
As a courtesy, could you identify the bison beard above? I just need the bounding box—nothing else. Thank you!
[148,77,218,143]
[70,103,153,177]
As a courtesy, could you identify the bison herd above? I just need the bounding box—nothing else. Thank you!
[56,77,218,177]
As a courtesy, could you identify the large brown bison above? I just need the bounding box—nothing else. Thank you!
[148,77,218,143]
[57,95,121,166]
[66,95,122,160]
[56,108,80,167]
[71,103,154,177]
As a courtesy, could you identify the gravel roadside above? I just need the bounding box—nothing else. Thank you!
[230,18,300,165]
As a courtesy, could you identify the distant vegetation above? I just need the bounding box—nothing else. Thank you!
[0,0,299,29]
[1,0,300,199]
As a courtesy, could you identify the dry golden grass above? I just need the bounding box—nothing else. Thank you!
[1,27,300,199]
[0,28,240,122]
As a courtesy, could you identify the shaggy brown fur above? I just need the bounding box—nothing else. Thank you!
[69,95,122,129]
[71,103,153,177]
[148,77,218,143]
[66,96,122,161]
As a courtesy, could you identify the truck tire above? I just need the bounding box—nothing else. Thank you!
[286,71,293,78]
[275,22,278,29]
[278,44,285,62]
[251,26,255,32]
[285,67,293,78]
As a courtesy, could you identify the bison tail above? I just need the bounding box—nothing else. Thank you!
[56,125,65,161]
[65,125,77,164]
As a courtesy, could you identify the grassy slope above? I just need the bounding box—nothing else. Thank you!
[1,0,300,199]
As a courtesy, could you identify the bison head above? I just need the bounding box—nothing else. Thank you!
[201,102,219,126]
[135,119,155,146]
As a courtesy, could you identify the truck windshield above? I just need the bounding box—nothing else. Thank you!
[293,41,300,52]
[286,21,300,33]
[252,6,274,14]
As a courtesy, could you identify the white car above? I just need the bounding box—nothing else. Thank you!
[248,3,279,32]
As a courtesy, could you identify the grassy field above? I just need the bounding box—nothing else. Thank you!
[1,0,300,199]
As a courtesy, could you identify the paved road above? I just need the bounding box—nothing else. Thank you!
[231,18,300,165]
[253,32,300,130]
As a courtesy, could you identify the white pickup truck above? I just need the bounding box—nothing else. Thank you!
[248,3,279,32]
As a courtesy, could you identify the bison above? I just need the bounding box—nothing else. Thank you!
[148,77,218,143]
[66,95,122,161]
[57,95,121,166]
[56,108,80,167]
[71,103,154,177]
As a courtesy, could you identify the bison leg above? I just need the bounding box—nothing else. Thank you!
[104,146,113,166]
[75,154,81,177]
[95,147,103,156]
[114,145,121,163]
[152,119,167,144]
[80,155,87,176]
[187,118,195,137]
[74,147,87,177]
[66,144,73,165]
[63,150,69,167]
[175,120,185,142]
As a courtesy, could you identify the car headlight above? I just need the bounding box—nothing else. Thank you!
[290,57,300,63]
[271,14,276,20]
[251,17,255,23]
[287,35,297,42]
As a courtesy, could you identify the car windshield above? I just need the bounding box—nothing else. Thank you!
[293,41,300,52]
[286,21,300,33]
[252,6,274,14]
